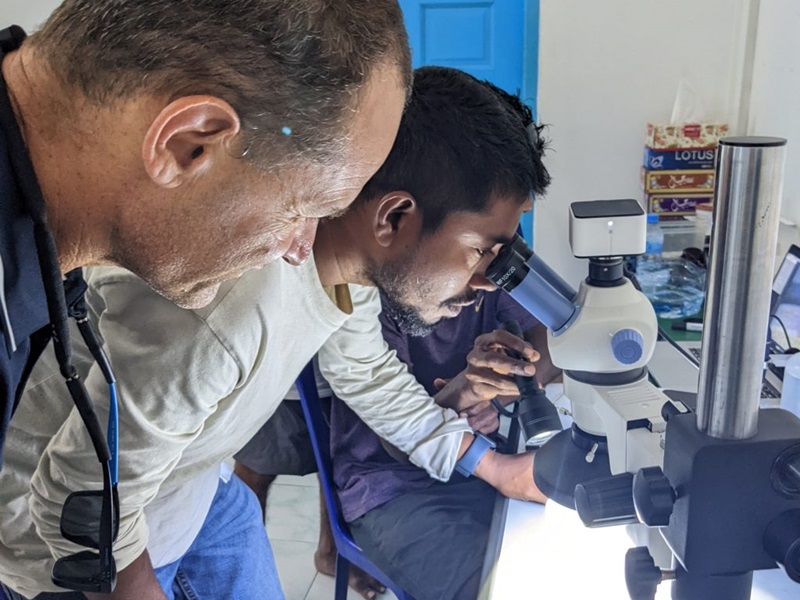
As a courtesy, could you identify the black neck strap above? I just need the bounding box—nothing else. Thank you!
[0,25,77,376]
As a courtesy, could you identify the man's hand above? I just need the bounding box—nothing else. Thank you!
[84,551,167,600]
[434,329,538,413]
[464,329,538,398]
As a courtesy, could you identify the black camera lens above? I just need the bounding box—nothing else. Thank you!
[518,390,563,447]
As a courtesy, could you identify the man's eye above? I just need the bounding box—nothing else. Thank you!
[476,248,490,258]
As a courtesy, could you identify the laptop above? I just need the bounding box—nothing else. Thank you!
[649,244,800,403]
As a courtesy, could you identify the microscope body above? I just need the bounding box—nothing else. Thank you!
[545,267,678,570]
[487,198,689,578]
[487,199,678,503]
[549,276,668,476]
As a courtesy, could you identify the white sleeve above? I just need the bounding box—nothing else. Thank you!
[28,272,240,572]
[317,284,470,481]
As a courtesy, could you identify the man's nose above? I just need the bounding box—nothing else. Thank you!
[282,218,319,266]
[469,272,497,292]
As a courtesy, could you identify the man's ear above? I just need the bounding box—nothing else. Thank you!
[142,96,241,189]
[373,191,420,248]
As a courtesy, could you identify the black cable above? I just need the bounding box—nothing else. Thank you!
[492,398,518,418]
[770,314,794,350]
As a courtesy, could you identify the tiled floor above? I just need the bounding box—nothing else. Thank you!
[266,474,398,600]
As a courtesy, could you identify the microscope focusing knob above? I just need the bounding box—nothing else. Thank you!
[633,466,675,527]
[575,472,638,527]
[624,547,662,600]
[612,329,644,365]
[763,509,800,582]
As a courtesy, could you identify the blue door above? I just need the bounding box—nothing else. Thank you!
[398,0,539,241]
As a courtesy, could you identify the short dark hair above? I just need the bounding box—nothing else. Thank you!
[356,66,550,232]
[30,0,411,169]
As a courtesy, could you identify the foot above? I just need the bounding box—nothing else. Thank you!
[315,549,387,600]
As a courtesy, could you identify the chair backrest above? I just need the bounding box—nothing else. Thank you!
[295,361,411,600]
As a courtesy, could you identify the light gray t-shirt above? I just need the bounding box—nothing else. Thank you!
[0,256,469,597]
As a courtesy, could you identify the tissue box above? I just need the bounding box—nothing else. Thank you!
[646,122,729,149]
[647,193,714,219]
[642,168,715,194]
[643,147,716,171]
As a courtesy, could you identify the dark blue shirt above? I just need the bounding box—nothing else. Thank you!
[0,93,51,468]
[331,290,538,522]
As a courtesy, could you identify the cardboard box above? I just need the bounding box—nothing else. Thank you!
[646,122,729,149]
[642,168,715,194]
[647,193,714,219]
[643,147,716,171]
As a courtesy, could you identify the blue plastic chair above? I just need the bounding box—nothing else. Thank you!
[295,362,413,600]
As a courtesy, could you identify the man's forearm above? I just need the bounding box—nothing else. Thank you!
[84,550,166,600]
[461,433,547,503]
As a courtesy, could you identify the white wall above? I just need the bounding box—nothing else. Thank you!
[747,0,800,227]
[2,0,61,32]
[535,0,754,286]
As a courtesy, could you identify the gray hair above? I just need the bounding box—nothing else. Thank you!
[31,0,411,169]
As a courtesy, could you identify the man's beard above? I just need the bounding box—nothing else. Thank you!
[380,291,438,337]
[365,255,480,338]
[367,254,437,337]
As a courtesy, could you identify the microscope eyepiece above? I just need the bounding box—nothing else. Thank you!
[510,233,534,260]
[486,241,577,332]
[486,245,529,293]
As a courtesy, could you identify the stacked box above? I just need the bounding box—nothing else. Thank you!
[642,169,715,194]
[642,122,726,219]
[645,123,729,149]
[648,194,712,218]
[643,147,716,171]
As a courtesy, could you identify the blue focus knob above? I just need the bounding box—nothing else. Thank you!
[612,329,644,364]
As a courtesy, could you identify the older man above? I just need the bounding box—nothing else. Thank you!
[0,0,409,472]
[0,67,548,600]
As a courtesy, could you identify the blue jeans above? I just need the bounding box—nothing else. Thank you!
[2,474,283,600]
[153,474,284,600]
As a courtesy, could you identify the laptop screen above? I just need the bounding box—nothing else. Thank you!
[769,244,800,352]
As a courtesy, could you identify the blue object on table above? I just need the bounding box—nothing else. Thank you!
[295,362,414,600]
[637,257,706,320]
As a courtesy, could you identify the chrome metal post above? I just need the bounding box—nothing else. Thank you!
[696,137,787,439]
